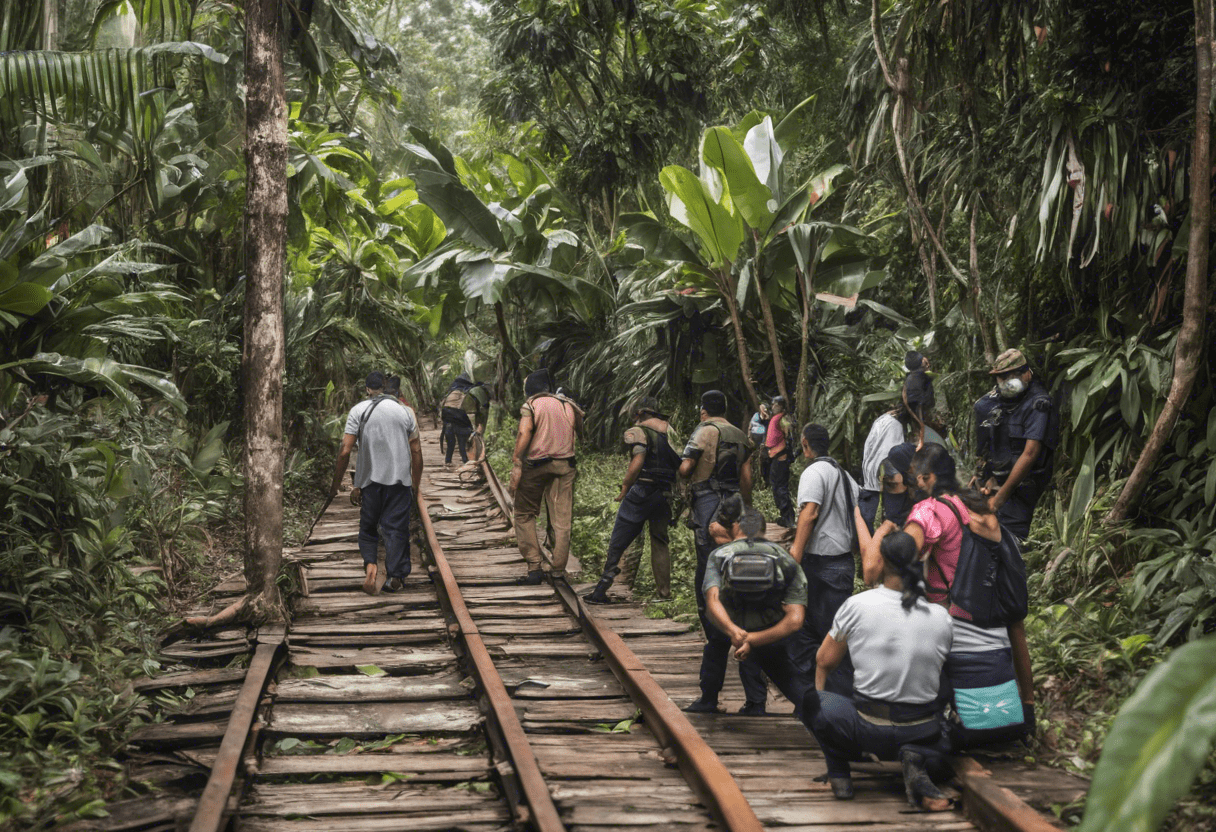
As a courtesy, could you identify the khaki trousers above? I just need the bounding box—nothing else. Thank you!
[514,458,576,573]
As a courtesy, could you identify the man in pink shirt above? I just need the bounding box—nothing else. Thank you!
[509,369,584,585]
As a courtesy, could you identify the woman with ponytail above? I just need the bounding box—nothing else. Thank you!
[801,529,954,810]
[900,443,1035,749]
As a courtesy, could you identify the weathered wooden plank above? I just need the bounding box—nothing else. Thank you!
[288,645,455,673]
[273,674,467,703]
[133,668,247,692]
[252,753,490,779]
[267,701,482,736]
[242,782,503,815]
[129,721,228,748]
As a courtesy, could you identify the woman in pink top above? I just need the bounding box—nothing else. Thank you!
[861,443,1035,751]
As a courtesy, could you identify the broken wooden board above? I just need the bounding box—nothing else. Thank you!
[273,673,467,703]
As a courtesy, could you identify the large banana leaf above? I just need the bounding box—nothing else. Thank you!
[743,116,784,206]
[660,165,745,268]
[0,353,184,414]
[409,170,505,251]
[1078,635,1216,832]
[700,127,774,232]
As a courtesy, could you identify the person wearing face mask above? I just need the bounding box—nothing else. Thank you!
[972,349,1059,541]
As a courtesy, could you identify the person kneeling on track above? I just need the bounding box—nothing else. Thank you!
[702,495,812,718]
[801,530,954,810]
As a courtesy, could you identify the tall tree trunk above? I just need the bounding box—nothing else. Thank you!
[969,201,996,363]
[41,0,57,49]
[795,256,819,427]
[754,258,789,402]
[494,300,520,406]
[240,0,288,621]
[1106,0,1212,525]
[721,275,761,413]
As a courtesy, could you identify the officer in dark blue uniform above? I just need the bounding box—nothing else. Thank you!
[973,349,1059,541]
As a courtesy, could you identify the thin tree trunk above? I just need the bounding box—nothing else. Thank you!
[721,274,761,413]
[239,0,287,621]
[494,300,520,405]
[754,258,789,402]
[969,200,996,363]
[795,255,819,427]
[1106,0,1212,524]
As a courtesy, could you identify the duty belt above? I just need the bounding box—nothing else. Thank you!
[854,697,939,727]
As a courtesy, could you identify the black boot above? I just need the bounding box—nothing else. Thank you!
[582,578,613,605]
[515,570,544,586]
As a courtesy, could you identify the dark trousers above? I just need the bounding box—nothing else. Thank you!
[600,482,671,594]
[996,486,1039,542]
[442,408,473,463]
[359,482,412,579]
[857,489,880,531]
[741,640,812,716]
[789,553,855,695]
[801,690,944,777]
[691,489,767,705]
[770,454,794,523]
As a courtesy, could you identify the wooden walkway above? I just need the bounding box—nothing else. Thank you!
[81,421,1087,831]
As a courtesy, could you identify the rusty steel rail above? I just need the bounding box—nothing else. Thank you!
[477,448,1060,832]
[188,628,285,832]
[414,489,565,832]
[477,453,766,832]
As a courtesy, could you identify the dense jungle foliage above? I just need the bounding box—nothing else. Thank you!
[1,0,1214,826]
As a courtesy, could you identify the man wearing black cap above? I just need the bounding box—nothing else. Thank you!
[510,368,584,585]
[330,371,424,594]
[679,390,767,713]
[973,348,1059,541]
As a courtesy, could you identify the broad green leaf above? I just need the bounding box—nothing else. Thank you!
[700,127,773,231]
[356,665,387,677]
[743,116,784,205]
[458,259,513,304]
[1077,635,1216,832]
[410,170,505,251]
[774,94,816,149]
[659,165,744,268]
[0,282,52,316]
[1068,445,1096,531]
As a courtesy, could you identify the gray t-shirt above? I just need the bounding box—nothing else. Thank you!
[796,457,861,556]
[344,397,418,488]
[830,586,953,704]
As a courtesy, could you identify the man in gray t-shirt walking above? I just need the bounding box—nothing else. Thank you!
[330,371,423,594]
[788,423,861,692]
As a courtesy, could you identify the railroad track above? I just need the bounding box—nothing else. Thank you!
[98,422,1086,832]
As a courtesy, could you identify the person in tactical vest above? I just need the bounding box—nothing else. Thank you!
[767,396,797,528]
[584,397,678,604]
[679,390,768,713]
[788,424,862,693]
[510,369,584,585]
[973,349,1059,541]
[703,495,813,718]
[440,373,487,466]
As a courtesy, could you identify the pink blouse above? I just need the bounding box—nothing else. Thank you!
[906,494,972,620]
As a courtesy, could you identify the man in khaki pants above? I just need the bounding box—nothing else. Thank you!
[509,369,584,585]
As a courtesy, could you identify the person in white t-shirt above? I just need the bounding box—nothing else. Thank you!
[330,371,423,595]
[800,530,953,809]
[857,405,912,528]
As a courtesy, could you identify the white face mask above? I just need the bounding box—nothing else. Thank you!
[998,377,1026,398]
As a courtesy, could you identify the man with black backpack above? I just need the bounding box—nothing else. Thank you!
[679,390,769,713]
[584,397,678,604]
[788,424,861,692]
[330,371,424,595]
[703,495,812,716]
